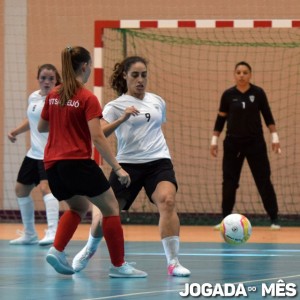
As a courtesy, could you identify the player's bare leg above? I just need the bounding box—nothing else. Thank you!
[152,181,191,277]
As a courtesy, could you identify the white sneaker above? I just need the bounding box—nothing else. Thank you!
[109,262,148,278]
[72,245,96,272]
[46,246,74,275]
[271,224,281,230]
[39,229,56,246]
[9,230,38,245]
[168,259,191,277]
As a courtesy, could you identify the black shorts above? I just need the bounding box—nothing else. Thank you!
[17,156,47,186]
[46,159,111,201]
[109,158,178,210]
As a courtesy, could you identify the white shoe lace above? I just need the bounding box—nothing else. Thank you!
[79,248,95,262]
[118,262,139,274]
[15,229,25,237]
[113,261,136,271]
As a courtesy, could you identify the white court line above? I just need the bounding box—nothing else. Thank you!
[236,274,300,285]
[82,274,300,300]
[126,252,297,257]
[82,289,180,300]
[81,247,300,299]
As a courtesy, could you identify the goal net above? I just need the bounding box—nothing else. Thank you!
[95,20,300,221]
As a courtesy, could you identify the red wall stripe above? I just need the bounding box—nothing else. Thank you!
[254,20,272,28]
[292,20,300,27]
[94,68,103,87]
[216,21,234,28]
[178,20,196,27]
[94,20,121,47]
[140,21,158,28]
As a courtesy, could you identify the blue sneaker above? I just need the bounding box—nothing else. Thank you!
[109,262,148,278]
[46,247,74,275]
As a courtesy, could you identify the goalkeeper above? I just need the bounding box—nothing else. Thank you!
[210,61,281,230]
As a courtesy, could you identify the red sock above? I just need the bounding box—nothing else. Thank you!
[54,210,81,251]
[102,216,125,267]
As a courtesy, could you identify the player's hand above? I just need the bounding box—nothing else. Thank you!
[272,142,281,155]
[210,145,218,157]
[121,106,140,122]
[7,132,17,143]
[116,168,131,187]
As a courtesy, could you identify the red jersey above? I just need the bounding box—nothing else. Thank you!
[41,86,102,169]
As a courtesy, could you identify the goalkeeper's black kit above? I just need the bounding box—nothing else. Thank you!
[218,83,279,223]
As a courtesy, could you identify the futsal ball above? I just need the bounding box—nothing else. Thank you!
[220,213,252,245]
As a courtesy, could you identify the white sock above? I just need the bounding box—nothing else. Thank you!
[43,193,59,232]
[162,236,180,265]
[17,196,36,236]
[87,228,102,252]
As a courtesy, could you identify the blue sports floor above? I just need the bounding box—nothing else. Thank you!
[1,237,300,300]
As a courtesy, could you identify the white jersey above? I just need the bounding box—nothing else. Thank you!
[26,90,49,159]
[103,92,171,163]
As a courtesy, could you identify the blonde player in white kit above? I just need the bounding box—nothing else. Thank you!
[8,64,61,246]
[73,56,191,277]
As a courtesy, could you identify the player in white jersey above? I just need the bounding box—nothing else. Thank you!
[73,56,191,277]
[104,92,171,163]
[8,64,61,246]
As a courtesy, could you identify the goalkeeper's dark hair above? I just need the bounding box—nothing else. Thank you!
[110,56,148,96]
[235,61,252,72]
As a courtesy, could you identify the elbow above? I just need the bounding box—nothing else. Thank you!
[102,127,110,138]
[91,133,104,145]
[37,124,44,133]
[38,119,48,133]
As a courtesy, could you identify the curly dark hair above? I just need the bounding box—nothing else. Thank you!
[110,56,148,96]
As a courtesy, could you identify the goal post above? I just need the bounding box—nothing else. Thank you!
[94,19,300,103]
[94,19,300,223]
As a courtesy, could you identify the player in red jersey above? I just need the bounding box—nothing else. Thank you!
[38,46,147,277]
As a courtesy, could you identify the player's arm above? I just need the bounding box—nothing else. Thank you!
[8,118,30,143]
[210,111,227,157]
[88,117,131,187]
[260,88,281,154]
[38,117,49,133]
[101,106,140,137]
[268,124,281,154]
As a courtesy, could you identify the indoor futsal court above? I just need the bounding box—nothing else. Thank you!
[1,223,300,300]
[2,1,300,300]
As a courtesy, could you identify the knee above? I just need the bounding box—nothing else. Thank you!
[39,181,51,196]
[157,194,176,213]
[73,206,90,219]
[15,186,23,198]
[69,202,90,219]
[81,202,91,215]
[15,183,31,198]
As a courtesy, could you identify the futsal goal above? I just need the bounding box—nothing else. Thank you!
[94,19,300,224]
